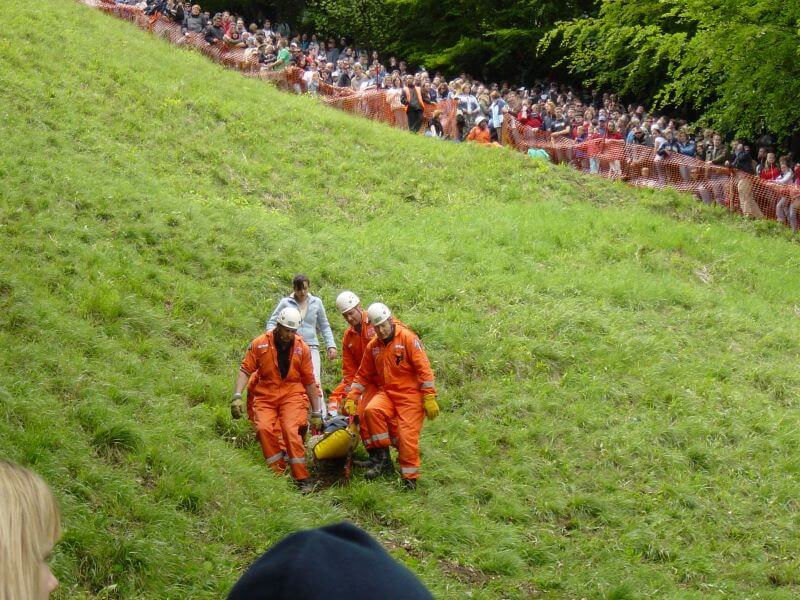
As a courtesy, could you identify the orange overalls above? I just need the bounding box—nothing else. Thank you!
[329,312,400,449]
[328,310,376,414]
[352,322,436,481]
[240,331,316,480]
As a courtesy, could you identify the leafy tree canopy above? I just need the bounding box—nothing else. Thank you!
[305,0,594,83]
[543,0,800,139]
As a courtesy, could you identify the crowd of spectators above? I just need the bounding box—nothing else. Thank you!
[127,0,800,230]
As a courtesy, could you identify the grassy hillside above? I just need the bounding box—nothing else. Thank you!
[2,1,799,598]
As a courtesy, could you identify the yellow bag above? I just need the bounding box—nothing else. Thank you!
[312,425,358,460]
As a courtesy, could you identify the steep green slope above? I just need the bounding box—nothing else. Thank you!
[2,1,799,598]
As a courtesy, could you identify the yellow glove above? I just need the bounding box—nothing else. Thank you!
[343,390,360,416]
[423,395,439,420]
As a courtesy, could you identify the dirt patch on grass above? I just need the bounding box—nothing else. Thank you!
[438,559,489,586]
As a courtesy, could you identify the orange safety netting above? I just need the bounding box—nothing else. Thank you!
[81,0,800,230]
[501,117,800,225]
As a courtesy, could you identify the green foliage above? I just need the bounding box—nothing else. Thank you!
[544,0,800,138]
[3,0,800,598]
[305,0,397,50]
[307,0,594,81]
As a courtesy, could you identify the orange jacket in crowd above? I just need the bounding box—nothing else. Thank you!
[466,125,491,144]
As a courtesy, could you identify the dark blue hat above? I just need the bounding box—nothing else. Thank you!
[228,521,434,599]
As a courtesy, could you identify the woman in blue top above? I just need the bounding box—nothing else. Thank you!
[266,274,337,412]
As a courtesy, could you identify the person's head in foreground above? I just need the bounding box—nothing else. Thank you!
[228,521,433,600]
[0,460,61,600]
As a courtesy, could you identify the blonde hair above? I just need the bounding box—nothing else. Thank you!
[0,461,61,600]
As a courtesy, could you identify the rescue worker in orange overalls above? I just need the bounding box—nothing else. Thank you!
[230,307,324,494]
[329,291,398,470]
[346,303,439,490]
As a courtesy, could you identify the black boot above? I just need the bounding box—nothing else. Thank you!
[364,448,393,480]
[402,478,417,491]
[296,478,316,494]
[353,448,377,469]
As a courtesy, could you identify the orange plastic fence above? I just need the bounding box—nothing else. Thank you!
[82,0,800,230]
[502,116,800,226]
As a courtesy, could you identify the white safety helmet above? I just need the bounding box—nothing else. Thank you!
[276,306,302,330]
[335,291,360,314]
[366,302,392,326]
[475,116,487,126]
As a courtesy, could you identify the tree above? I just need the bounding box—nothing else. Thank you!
[304,0,396,50]
[543,0,800,139]
[307,0,594,82]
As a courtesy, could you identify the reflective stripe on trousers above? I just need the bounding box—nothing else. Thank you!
[369,432,389,444]
[265,452,285,465]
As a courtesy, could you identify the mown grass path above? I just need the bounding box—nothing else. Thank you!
[1,1,799,598]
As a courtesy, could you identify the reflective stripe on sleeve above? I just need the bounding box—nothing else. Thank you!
[287,457,306,464]
[351,382,365,393]
[369,432,390,444]
[420,381,435,389]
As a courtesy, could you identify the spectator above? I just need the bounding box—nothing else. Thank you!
[181,4,207,36]
[302,65,320,93]
[166,0,184,23]
[426,109,445,138]
[660,129,680,154]
[728,141,755,174]
[204,14,224,44]
[573,124,589,170]
[261,19,273,37]
[675,130,695,156]
[517,101,541,129]
[488,90,507,142]
[775,156,797,226]
[705,133,729,166]
[436,82,450,101]
[267,40,291,70]
[466,116,493,144]
[605,120,624,177]
[266,275,337,414]
[387,76,407,130]
[549,106,571,163]
[400,75,429,133]
[754,146,769,174]
[587,124,603,174]
[223,24,246,48]
[243,36,259,59]
[334,59,351,87]
[759,152,780,180]
[0,461,62,600]
[258,43,276,66]
[350,63,368,91]
[457,83,480,131]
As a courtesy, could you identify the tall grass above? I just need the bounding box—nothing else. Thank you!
[1,0,799,597]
